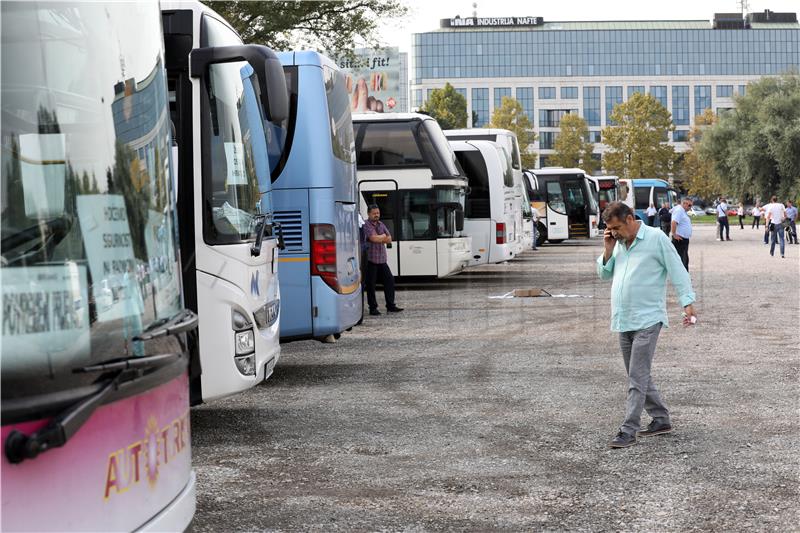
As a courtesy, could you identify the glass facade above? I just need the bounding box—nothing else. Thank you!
[673,130,689,142]
[605,86,623,125]
[413,26,800,80]
[673,85,690,125]
[650,86,668,109]
[494,87,511,110]
[717,85,734,97]
[472,88,489,127]
[539,109,576,128]
[516,87,535,123]
[587,131,602,143]
[694,85,712,116]
[738,84,747,95]
[539,86,556,99]
[540,131,558,149]
[627,85,645,98]
[561,86,578,99]
[583,86,600,126]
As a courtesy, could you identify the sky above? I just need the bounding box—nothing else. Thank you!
[376,0,800,53]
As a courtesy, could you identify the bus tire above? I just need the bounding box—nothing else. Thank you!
[549,239,565,244]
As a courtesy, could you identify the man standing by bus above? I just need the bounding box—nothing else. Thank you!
[597,202,697,449]
[670,198,693,271]
[363,205,403,316]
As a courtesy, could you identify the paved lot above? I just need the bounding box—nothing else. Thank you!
[191,224,799,532]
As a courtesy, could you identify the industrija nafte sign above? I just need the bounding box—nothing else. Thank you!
[440,17,544,28]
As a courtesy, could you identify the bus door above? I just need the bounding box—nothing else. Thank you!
[564,178,590,238]
[359,181,400,276]
[544,180,569,240]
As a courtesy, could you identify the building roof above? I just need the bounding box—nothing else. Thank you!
[426,19,799,33]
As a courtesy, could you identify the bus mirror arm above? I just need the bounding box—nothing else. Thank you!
[4,373,122,464]
[251,214,268,256]
[274,221,286,250]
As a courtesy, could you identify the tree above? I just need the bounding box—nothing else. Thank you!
[204,1,408,58]
[550,114,599,174]
[601,92,676,180]
[680,108,721,198]
[419,83,467,130]
[700,72,800,201]
[489,96,537,168]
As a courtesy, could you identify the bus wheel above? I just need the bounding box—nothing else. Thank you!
[548,239,565,244]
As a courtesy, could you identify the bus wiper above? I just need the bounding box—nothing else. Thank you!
[73,352,182,374]
[5,371,122,464]
[133,309,198,342]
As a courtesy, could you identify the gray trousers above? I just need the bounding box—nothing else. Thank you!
[619,322,670,435]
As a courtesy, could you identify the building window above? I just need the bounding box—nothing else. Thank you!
[494,87,511,111]
[540,131,559,150]
[539,155,550,168]
[650,86,667,110]
[472,88,489,127]
[516,87,534,123]
[561,86,578,99]
[414,89,423,108]
[716,85,734,98]
[605,86,623,125]
[539,109,575,128]
[694,85,711,116]
[673,130,689,142]
[538,86,556,99]
[455,88,467,98]
[587,131,601,143]
[738,85,747,96]
[672,86,689,126]
[627,86,644,99]
[583,86,600,127]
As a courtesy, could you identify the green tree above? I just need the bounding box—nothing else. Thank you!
[489,96,537,168]
[204,1,408,57]
[550,114,599,174]
[419,83,467,130]
[601,92,676,180]
[700,72,800,201]
[680,108,722,198]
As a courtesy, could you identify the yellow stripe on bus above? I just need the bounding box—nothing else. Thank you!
[278,257,310,263]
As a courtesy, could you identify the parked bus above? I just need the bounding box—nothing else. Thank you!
[586,175,621,228]
[530,167,599,244]
[271,51,361,342]
[162,1,288,403]
[2,2,196,530]
[353,113,471,278]
[451,141,517,265]
[444,128,528,256]
[618,178,678,221]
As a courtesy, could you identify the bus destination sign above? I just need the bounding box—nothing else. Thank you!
[440,17,544,28]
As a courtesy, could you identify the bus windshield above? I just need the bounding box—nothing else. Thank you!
[1,3,182,401]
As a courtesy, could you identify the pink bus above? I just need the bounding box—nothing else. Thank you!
[2,2,196,530]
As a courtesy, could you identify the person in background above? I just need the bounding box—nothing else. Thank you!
[717,197,731,241]
[658,202,671,236]
[737,202,745,229]
[785,200,798,245]
[761,198,774,244]
[531,205,540,250]
[751,203,762,229]
[596,202,697,449]
[363,204,403,315]
[764,195,786,258]
[670,198,693,271]
[646,203,657,227]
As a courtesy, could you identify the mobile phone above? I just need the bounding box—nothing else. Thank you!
[386,242,392,249]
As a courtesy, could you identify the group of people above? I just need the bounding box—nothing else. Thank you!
[749,197,798,258]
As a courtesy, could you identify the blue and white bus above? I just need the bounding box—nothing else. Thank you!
[618,178,679,221]
[271,51,361,342]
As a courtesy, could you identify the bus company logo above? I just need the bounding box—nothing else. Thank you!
[103,410,190,500]
[250,270,260,298]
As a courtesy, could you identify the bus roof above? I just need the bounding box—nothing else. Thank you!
[444,128,515,138]
[627,178,671,186]
[532,167,588,175]
[352,112,432,123]
[276,50,338,70]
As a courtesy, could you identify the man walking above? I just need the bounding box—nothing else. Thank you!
[764,195,787,258]
[785,200,798,245]
[646,203,657,227]
[597,202,697,449]
[363,205,403,315]
[717,197,731,241]
[670,198,693,271]
[658,202,671,236]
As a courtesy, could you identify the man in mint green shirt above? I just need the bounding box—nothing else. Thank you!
[597,202,698,449]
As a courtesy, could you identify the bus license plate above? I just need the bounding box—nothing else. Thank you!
[264,357,276,380]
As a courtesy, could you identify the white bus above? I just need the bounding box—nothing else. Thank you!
[444,128,529,255]
[353,113,471,278]
[530,167,599,244]
[586,175,621,228]
[162,1,288,403]
[450,140,517,265]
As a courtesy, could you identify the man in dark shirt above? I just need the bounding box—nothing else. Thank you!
[362,205,403,316]
[658,202,672,236]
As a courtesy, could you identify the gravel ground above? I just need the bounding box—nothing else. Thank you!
[191,224,800,532]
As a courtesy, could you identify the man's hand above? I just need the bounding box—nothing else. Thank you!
[682,304,697,327]
[383,234,392,244]
[673,234,683,241]
[602,229,615,262]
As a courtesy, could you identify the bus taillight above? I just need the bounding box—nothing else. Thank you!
[496,222,506,245]
[311,224,340,292]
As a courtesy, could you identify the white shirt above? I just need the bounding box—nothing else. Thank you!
[716,202,728,217]
[765,203,786,225]
[646,206,657,216]
[531,207,539,222]
[752,206,762,217]
[737,206,744,216]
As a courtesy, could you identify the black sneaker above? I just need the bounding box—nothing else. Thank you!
[387,306,404,313]
[609,431,637,448]
[637,420,673,437]
[369,309,381,316]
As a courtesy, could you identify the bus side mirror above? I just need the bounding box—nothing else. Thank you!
[456,209,464,232]
[190,44,289,123]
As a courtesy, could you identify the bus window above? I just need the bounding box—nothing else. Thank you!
[399,190,433,240]
[509,135,522,170]
[323,65,354,163]
[546,181,567,213]
[495,146,515,187]
[455,150,490,218]
[654,187,670,208]
[418,120,463,178]
[634,186,651,210]
[356,122,424,167]
[435,188,464,238]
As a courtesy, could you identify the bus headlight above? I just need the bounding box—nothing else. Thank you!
[234,353,256,376]
[235,329,255,355]
[232,309,256,376]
